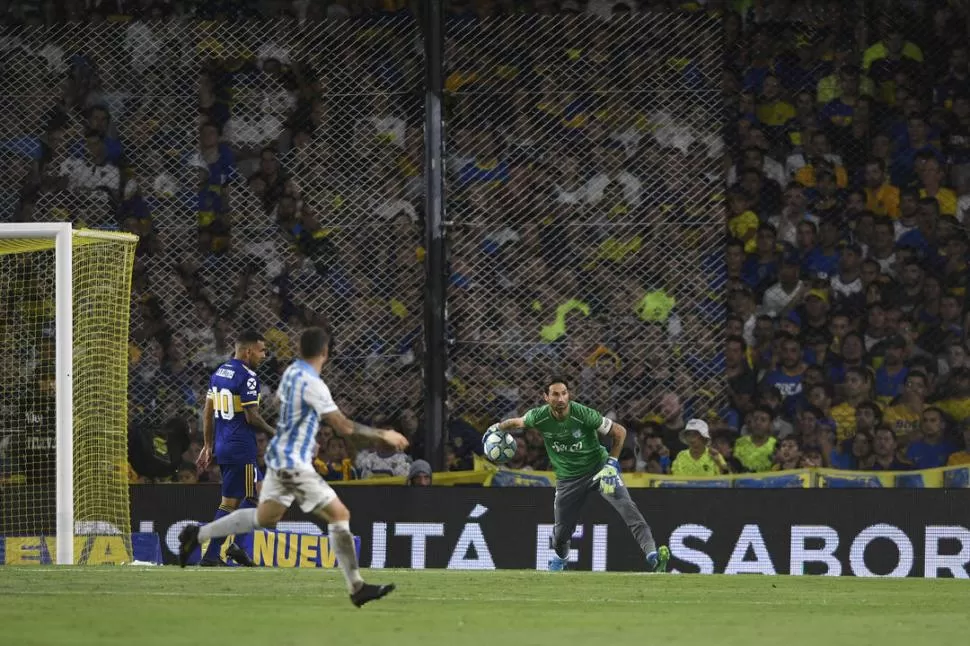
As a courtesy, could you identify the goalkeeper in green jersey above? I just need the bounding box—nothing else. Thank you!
[492,377,669,572]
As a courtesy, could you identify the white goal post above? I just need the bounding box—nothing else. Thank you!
[0,223,137,565]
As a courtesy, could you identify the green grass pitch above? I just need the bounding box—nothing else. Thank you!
[2,568,968,646]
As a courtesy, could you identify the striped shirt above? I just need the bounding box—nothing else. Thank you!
[265,360,338,470]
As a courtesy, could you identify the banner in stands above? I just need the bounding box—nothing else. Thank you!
[131,486,970,577]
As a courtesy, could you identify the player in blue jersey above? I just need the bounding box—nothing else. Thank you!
[195,330,277,566]
[179,326,408,607]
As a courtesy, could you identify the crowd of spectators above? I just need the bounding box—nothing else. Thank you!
[4,0,970,484]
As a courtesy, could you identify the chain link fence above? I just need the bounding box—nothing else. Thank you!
[1,10,729,471]
[1,17,426,430]
[444,12,724,450]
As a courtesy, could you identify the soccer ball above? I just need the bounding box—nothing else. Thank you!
[482,430,517,464]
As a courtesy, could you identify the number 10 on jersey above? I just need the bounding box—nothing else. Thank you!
[210,387,235,420]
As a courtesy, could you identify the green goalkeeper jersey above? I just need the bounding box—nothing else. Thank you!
[523,402,610,478]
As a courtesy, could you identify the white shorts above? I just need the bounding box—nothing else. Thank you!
[259,466,339,513]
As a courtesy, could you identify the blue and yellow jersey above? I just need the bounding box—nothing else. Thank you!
[208,358,260,465]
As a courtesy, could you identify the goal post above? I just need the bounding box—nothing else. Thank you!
[0,224,138,565]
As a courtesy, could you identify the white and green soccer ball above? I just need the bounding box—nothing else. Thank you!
[482,429,516,464]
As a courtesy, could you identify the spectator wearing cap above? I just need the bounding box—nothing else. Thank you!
[742,223,780,295]
[831,367,873,442]
[906,407,956,469]
[671,419,728,476]
[883,370,928,440]
[863,159,901,218]
[407,460,432,486]
[761,252,806,316]
[801,288,831,339]
[734,406,778,472]
[873,335,909,401]
[801,217,842,278]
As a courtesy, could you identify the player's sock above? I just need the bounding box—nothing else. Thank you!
[199,508,260,542]
[228,498,258,562]
[328,521,364,593]
[200,504,235,562]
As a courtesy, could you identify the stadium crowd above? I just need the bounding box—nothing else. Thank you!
[3,0,970,484]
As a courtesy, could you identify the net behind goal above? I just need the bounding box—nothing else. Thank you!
[0,224,137,565]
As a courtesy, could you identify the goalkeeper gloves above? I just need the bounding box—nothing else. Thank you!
[595,457,621,495]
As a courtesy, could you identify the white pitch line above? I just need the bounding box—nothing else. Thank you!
[0,590,898,607]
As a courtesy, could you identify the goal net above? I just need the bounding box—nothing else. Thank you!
[0,225,137,565]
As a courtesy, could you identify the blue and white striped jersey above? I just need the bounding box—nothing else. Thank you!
[265,359,338,470]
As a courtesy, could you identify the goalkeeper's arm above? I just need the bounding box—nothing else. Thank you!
[607,422,627,459]
[495,418,525,432]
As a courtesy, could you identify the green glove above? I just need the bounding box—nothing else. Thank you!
[595,457,621,495]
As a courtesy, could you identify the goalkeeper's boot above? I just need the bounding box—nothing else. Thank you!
[646,545,670,573]
[226,542,255,567]
[177,524,201,568]
[547,554,568,572]
[350,583,396,608]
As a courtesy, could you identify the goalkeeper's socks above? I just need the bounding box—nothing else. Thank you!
[200,504,234,563]
[548,554,568,572]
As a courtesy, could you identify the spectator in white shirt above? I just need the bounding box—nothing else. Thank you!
[727,146,786,186]
[830,243,864,304]
[58,130,119,202]
[761,252,805,316]
[867,216,898,277]
[785,129,843,179]
[585,143,642,207]
[768,183,818,247]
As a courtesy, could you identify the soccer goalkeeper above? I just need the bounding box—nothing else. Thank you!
[492,377,669,572]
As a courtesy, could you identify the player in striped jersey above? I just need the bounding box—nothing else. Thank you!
[178,326,408,607]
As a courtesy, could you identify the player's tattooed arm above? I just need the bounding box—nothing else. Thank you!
[497,417,525,431]
[323,410,409,451]
[244,406,276,436]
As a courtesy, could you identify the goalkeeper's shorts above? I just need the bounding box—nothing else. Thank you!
[220,463,262,500]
